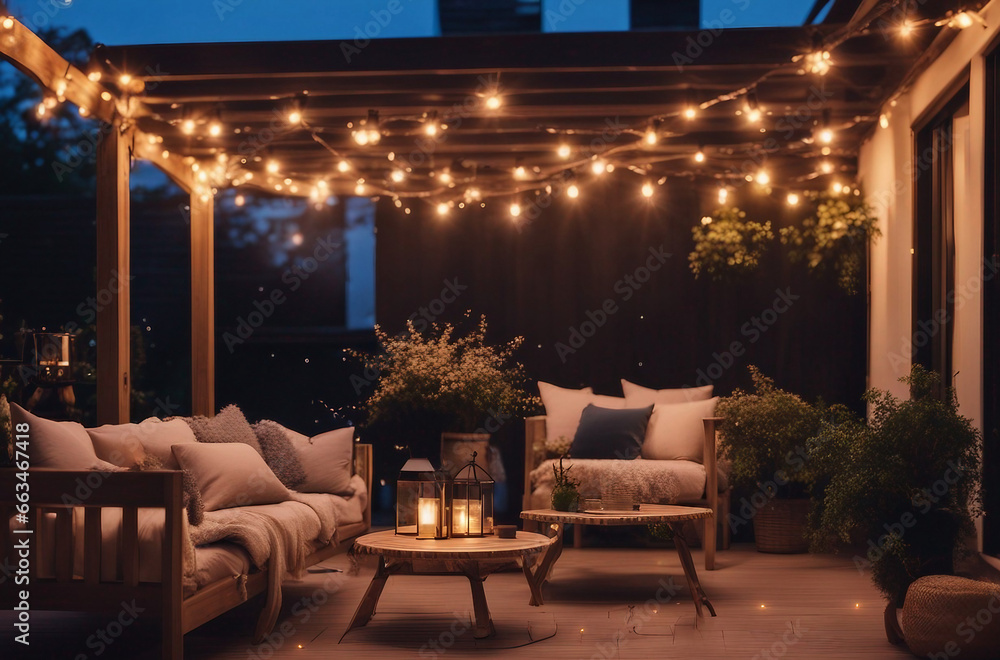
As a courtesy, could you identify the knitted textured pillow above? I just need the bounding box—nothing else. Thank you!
[185,404,262,455]
[251,420,308,489]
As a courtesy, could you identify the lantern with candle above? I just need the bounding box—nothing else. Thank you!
[395,458,448,540]
[450,451,494,537]
[33,332,75,385]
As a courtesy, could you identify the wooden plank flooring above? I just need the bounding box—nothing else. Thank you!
[1,543,914,659]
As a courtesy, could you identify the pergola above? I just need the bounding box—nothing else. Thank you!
[0,0,966,423]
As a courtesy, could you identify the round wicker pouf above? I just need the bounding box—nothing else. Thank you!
[901,575,1000,660]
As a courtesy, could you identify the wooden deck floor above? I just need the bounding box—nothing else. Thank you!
[2,541,916,659]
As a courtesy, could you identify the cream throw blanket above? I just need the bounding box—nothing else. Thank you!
[188,495,338,641]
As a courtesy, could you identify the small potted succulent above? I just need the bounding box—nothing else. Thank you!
[550,454,580,512]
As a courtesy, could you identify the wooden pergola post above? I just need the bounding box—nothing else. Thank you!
[190,193,215,417]
[95,121,131,424]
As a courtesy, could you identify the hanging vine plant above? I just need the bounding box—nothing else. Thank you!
[688,207,774,281]
[779,192,880,295]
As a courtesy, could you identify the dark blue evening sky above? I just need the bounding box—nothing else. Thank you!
[5,0,816,45]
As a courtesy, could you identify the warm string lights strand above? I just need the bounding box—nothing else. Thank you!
[1,1,992,217]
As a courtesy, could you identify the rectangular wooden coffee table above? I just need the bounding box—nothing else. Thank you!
[520,504,716,618]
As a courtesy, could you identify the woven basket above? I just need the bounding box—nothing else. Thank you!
[902,575,1000,660]
[752,498,810,553]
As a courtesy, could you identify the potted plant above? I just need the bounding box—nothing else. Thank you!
[717,366,825,553]
[349,315,540,475]
[806,365,982,636]
[550,453,579,511]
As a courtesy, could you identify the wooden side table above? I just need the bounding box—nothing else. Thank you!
[520,504,716,618]
[342,530,554,640]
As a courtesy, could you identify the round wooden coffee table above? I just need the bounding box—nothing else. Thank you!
[520,504,716,618]
[342,530,554,640]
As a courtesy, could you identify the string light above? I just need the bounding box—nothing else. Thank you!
[786,193,799,206]
[390,169,405,183]
[234,194,245,207]
[352,110,381,145]
[820,161,834,174]
[355,180,366,196]
[436,202,449,216]
[484,92,502,110]
[831,181,844,194]
[591,159,608,175]
[567,183,580,198]
[817,128,834,145]
[683,106,697,120]
[87,71,102,82]
[879,113,890,129]
[509,201,521,217]
[644,124,658,145]
[557,144,571,159]
[337,160,350,173]
[208,122,222,137]
[805,50,832,75]
[287,110,302,124]
[119,73,132,86]
[78,106,90,117]
[717,187,728,205]
[937,11,985,29]
[267,160,280,174]
[694,148,706,163]
[641,181,654,198]
[100,91,112,102]
[899,20,914,37]
[755,169,770,186]
[424,122,438,136]
[514,165,528,180]
[35,102,46,118]
[1,16,14,29]
[439,170,453,184]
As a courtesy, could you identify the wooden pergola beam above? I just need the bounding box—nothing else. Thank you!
[95,122,131,425]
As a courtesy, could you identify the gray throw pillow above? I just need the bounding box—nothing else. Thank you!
[185,404,262,456]
[252,420,308,489]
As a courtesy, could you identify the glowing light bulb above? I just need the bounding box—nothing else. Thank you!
[747,107,762,123]
[485,93,502,110]
[338,160,350,173]
[353,130,370,146]
[567,184,579,199]
[436,202,449,216]
[35,103,46,118]
[755,170,770,185]
[390,169,405,183]
[557,144,571,159]
[291,232,304,246]
[509,202,521,217]
[817,128,834,144]
[683,106,697,120]
[439,171,453,184]
[953,12,974,29]
[287,110,302,124]
[366,127,381,144]
[717,187,728,205]
[514,165,527,179]
[161,150,170,159]
[355,182,366,196]
[208,122,222,137]
[831,181,844,194]
[88,71,102,82]
[879,113,890,129]
[641,182,654,198]
[119,73,132,86]
[899,20,914,37]
[820,161,834,174]
[787,193,800,206]
[591,160,607,175]
[234,194,245,207]
[100,91,112,102]
[424,122,438,136]
[644,128,658,145]
[701,216,712,226]
[266,160,280,174]
[2,17,15,29]
[694,150,706,163]
[805,50,832,75]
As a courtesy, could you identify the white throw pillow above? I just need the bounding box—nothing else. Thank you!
[642,397,719,462]
[172,442,290,511]
[136,418,198,469]
[87,423,148,468]
[622,379,714,407]
[285,426,355,495]
[538,382,626,444]
[10,403,117,470]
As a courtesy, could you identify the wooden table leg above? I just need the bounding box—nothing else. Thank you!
[522,523,563,606]
[464,563,495,639]
[670,523,716,619]
[340,555,392,641]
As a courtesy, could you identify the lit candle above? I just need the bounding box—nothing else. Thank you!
[417,497,440,539]
[59,334,70,366]
[453,501,467,535]
[469,500,482,534]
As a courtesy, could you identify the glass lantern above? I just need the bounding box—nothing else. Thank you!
[450,451,494,537]
[33,333,75,385]
[395,458,448,539]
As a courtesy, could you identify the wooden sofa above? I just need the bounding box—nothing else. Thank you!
[0,443,372,660]
[522,416,729,570]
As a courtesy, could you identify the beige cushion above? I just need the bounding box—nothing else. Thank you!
[87,423,148,468]
[172,442,290,511]
[642,397,719,463]
[285,426,354,495]
[136,418,198,469]
[538,382,625,444]
[622,379,714,406]
[10,403,117,470]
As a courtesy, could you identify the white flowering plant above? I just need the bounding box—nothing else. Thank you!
[688,207,774,281]
[779,193,880,295]
[348,315,540,433]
